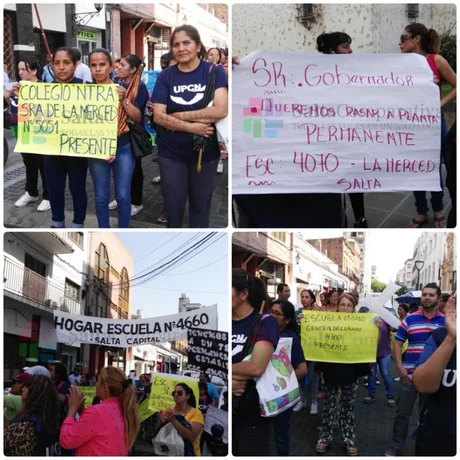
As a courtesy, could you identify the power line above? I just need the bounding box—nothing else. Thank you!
[161,253,228,277]
[136,286,228,294]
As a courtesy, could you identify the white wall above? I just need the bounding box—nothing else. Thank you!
[75,4,107,30]
[33,4,67,33]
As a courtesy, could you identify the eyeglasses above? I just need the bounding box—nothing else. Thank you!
[270,309,285,318]
[172,390,184,397]
[400,35,413,43]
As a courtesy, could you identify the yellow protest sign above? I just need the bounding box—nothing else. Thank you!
[148,373,199,413]
[15,82,119,159]
[300,311,379,363]
[138,398,156,422]
[77,386,96,407]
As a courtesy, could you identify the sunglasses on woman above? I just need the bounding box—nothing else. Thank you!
[172,390,184,397]
[270,309,285,317]
[400,34,413,43]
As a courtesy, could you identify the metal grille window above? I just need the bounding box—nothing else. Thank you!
[65,278,80,300]
[407,4,419,19]
[161,27,172,43]
[94,243,109,284]
[296,4,315,26]
[4,11,15,80]
[4,334,27,381]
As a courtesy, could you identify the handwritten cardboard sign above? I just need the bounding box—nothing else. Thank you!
[300,311,379,363]
[76,386,96,407]
[233,52,441,194]
[148,373,199,413]
[15,83,119,159]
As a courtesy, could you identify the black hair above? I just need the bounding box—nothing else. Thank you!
[18,56,42,80]
[170,25,202,49]
[326,289,339,304]
[71,47,82,61]
[398,303,410,313]
[272,299,300,337]
[52,362,70,384]
[207,47,222,62]
[176,382,197,408]
[221,48,228,57]
[277,283,289,295]
[405,23,440,54]
[337,288,345,296]
[300,289,316,304]
[89,48,113,66]
[317,32,352,54]
[423,283,442,297]
[120,54,144,71]
[232,268,270,312]
[198,382,209,396]
[223,390,228,399]
[53,47,78,65]
[440,294,450,302]
[160,51,175,70]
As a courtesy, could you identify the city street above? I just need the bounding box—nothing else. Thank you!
[270,364,418,456]
[3,132,228,228]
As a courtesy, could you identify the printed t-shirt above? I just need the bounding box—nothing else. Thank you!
[151,60,227,163]
[395,309,445,375]
[118,80,149,147]
[184,407,205,456]
[280,329,305,368]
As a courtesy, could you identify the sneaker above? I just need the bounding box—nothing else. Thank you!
[109,200,117,210]
[37,199,51,212]
[364,382,369,387]
[15,192,39,207]
[394,377,400,382]
[317,391,324,399]
[310,402,318,415]
[387,398,395,407]
[131,204,144,217]
[364,396,375,404]
[385,447,401,456]
[353,217,369,228]
[293,400,306,413]
[217,158,224,174]
[377,380,381,385]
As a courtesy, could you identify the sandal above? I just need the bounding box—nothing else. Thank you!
[151,175,161,185]
[434,215,446,228]
[315,443,327,454]
[346,446,358,456]
[408,217,428,228]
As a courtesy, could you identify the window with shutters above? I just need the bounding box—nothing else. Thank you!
[94,243,109,284]
[69,232,84,248]
[65,279,80,300]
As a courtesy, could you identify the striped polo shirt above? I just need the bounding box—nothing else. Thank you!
[395,309,445,375]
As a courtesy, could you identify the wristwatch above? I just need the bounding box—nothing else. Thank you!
[123,100,130,107]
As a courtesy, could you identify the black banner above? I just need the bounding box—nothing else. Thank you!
[187,328,228,380]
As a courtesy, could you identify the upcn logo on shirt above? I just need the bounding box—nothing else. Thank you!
[442,369,456,387]
[173,84,206,93]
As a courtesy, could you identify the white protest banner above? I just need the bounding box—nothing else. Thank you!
[204,405,228,444]
[53,305,218,347]
[233,52,441,194]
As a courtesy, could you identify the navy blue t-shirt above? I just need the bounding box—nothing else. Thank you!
[232,309,279,364]
[52,77,83,84]
[118,80,149,147]
[151,60,227,163]
[281,329,305,369]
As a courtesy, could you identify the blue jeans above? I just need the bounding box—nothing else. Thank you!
[88,143,135,228]
[306,361,318,404]
[413,114,448,214]
[44,156,88,228]
[273,409,292,456]
[368,354,394,398]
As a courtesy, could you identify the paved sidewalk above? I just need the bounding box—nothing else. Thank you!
[4,133,228,229]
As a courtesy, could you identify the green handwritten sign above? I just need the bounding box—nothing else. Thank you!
[77,386,96,407]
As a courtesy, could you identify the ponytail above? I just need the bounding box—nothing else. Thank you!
[405,23,441,54]
[232,268,270,312]
[99,367,140,451]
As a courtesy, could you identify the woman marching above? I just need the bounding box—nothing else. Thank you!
[59,366,140,456]
[399,23,456,228]
[87,49,148,228]
[270,300,307,456]
[43,47,88,228]
[157,383,205,456]
[6,57,50,212]
[152,25,228,228]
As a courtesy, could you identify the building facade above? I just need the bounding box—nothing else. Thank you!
[4,232,88,380]
[440,233,456,293]
[345,232,371,293]
[233,4,456,57]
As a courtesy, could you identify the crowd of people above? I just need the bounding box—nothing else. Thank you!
[4,25,228,229]
[4,363,228,456]
[233,23,457,229]
[231,269,456,456]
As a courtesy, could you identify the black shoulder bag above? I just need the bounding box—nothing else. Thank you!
[128,117,153,159]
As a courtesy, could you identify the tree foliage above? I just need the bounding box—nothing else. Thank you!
[371,279,386,293]
[440,32,456,73]
[395,282,408,297]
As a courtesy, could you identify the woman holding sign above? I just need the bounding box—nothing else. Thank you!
[399,23,456,228]
[157,383,205,456]
[152,25,228,228]
[315,293,380,456]
[43,47,88,228]
[87,50,148,228]
[270,300,307,456]
[59,366,140,456]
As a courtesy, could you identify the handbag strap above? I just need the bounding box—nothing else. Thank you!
[201,64,217,110]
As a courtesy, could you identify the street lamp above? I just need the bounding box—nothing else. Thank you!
[360,273,364,293]
[73,4,103,36]
[414,260,425,290]
[295,253,300,265]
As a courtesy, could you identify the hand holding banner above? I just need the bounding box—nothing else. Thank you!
[300,311,379,363]
[76,386,96,407]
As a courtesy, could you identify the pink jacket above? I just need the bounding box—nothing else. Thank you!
[59,397,128,456]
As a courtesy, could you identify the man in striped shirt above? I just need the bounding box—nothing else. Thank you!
[385,283,445,456]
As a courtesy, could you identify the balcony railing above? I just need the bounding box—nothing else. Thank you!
[4,257,84,315]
